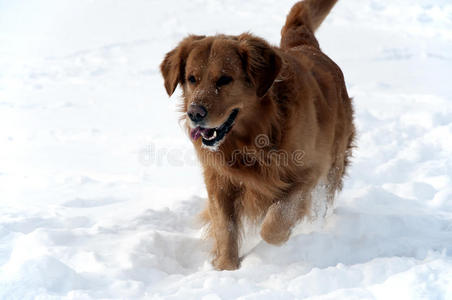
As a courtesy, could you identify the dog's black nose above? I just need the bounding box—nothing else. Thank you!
[187,104,207,123]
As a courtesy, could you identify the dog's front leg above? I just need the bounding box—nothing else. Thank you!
[206,176,240,270]
[260,183,313,245]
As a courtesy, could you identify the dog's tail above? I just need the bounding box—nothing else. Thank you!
[280,0,338,49]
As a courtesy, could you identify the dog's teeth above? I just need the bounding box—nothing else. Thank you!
[204,130,217,141]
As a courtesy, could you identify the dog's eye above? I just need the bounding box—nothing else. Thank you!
[188,75,196,84]
[216,75,233,87]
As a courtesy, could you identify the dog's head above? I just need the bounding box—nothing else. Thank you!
[160,34,281,149]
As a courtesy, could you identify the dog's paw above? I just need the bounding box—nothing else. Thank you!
[260,223,291,245]
[212,255,240,271]
[260,203,292,245]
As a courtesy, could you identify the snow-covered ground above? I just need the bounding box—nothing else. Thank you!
[1,0,452,299]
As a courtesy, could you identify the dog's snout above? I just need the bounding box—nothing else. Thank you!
[187,104,207,123]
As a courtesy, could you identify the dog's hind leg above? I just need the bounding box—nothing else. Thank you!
[326,128,356,204]
[325,154,344,204]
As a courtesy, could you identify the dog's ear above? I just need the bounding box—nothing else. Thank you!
[160,35,205,96]
[238,33,282,98]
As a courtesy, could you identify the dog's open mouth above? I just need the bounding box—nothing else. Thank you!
[190,109,239,147]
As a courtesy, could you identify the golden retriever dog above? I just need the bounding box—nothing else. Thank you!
[160,0,355,270]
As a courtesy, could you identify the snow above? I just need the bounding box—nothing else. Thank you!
[1,0,452,299]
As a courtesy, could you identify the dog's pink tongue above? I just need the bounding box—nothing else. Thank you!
[190,127,202,140]
[190,127,213,140]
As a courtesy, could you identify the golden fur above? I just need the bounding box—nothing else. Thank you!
[160,0,355,270]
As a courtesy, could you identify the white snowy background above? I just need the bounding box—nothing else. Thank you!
[1,0,452,299]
